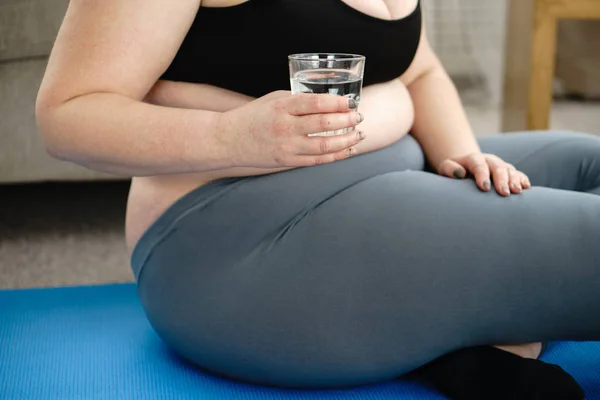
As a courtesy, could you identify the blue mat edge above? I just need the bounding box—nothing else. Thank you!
[2,283,600,399]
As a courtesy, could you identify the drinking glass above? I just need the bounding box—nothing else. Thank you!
[288,53,366,136]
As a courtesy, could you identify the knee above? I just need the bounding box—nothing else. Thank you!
[554,133,600,186]
[538,129,597,141]
[563,132,600,156]
[374,134,426,171]
[526,130,596,141]
[539,130,600,154]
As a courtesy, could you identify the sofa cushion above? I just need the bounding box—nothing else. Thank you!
[0,0,69,61]
[0,57,120,183]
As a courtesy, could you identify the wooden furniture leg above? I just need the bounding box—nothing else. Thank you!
[502,0,600,133]
[502,0,557,132]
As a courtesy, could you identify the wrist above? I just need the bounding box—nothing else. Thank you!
[431,149,481,173]
[184,110,238,171]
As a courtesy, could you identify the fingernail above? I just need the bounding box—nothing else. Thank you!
[357,131,366,141]
[348,99,358,109]
[355,112,364,123]
[503,185,510,195]
[453,169,465,179]
[483,181,491,191]
[347,147,356,156]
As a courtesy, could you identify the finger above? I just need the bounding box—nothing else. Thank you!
[464,154,491,192]
[505,163,527,192]
[297,130,366,155]
[296,146,359,167]
[508,169,523,194]
[297,111,364,136]
[521,174,532,189]
[285,93,357,116]
[488,161,511,196]
[438,159,467,179]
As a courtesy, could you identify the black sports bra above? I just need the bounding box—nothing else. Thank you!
[161,0,422,98]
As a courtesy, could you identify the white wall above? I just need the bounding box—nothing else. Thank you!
[423,0,508,106]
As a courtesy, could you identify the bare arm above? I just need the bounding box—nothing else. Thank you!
[401,26,480,171]
[145,78,414,158]
[144,80,254,111]
[401,25,531,196]
[36,0,364,177]
[36,0,236,177]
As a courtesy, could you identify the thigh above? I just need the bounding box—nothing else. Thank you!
[478,131,600,191]
[142,170,600,388]
[275,171,600,347]
[256,133,425,206]
[260,172,600,384]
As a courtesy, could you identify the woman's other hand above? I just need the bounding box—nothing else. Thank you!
[438,153,532,196]
[215,91,366,169]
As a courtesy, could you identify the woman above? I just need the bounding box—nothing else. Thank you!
[36,0,600,398]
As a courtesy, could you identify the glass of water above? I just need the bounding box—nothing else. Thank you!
[289,53,366,136]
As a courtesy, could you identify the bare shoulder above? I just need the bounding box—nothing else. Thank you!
[37,0,201,107]
[398,7,443,87]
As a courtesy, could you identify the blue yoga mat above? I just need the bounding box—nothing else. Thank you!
[1,284,599,399]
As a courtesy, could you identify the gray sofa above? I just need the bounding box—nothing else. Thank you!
[0,0,116,183]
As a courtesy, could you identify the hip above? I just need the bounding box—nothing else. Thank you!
[126,80,416,255]
[125,133,414,257]
[129,134,426,278]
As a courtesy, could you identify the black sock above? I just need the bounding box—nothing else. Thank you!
[415,346,584,400]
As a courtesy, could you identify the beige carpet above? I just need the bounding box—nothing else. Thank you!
[0,180,133,289]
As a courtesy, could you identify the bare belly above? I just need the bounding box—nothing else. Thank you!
[125,79,415,255]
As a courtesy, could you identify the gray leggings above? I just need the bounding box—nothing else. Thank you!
[131,131,600,389]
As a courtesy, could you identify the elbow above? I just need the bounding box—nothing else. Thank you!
[35,93,71,161]
[43,142,69,162]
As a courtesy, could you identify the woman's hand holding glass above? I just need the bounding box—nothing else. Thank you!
[216,91,365,169]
